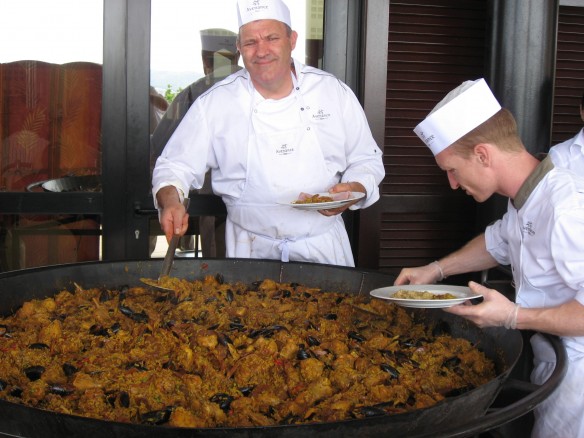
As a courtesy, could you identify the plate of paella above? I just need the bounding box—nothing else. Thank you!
[279,191,365,210]
[370,284,482,308]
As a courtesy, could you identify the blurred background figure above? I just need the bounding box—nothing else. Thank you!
[151,28,241,257]
[149,85,169,136]
[151,29,241,157]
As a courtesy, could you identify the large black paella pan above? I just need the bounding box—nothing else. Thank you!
[0,259,566,438]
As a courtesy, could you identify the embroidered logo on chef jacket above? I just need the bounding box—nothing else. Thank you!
[276,143,295,156]
[312,108,331,121]
[521,221,535,236]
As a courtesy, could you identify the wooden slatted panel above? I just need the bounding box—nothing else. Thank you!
[377,0,487,276]
[384,0,487,195]
[379,207,475,271]
[551,6,584,145]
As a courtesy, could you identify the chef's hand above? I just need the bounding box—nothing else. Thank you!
[394,262,444,285]
[443,281,518,329]
[319,181,366,217]
[156,186,190,242]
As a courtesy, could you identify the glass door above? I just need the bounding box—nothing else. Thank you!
[0,0,103,271]
[0,0,356,270]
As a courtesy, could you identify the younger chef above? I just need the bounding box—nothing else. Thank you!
[548,91,584,174]
[152,0,384,266]
[394,78,584,437]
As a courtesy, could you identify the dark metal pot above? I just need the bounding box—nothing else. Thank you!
[25,175,102,192]
[0,259,566,438]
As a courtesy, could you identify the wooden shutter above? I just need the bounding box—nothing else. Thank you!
[376,0,487,276]
[551,5,584,145]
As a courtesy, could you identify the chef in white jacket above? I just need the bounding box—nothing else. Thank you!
[152,0,384,266]
[548,92,584,173]
[394,78,584,437]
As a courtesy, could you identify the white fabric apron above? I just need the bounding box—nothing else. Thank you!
[225,74,354,266]
[530,334,584,438]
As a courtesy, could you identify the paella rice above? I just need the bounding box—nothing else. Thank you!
[0,275,496,428]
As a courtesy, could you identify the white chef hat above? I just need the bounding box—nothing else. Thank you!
[236,0,291,28]
[200,28,237,54]
[413,78,502,156]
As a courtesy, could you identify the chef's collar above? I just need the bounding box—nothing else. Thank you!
[513,154,554,209]
[247,59,298,100]
[291,67,298,90]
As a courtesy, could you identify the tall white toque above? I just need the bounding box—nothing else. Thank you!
[236,0,291,28]
[413,78,502,156]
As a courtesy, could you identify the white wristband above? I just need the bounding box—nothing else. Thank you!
[432,261,446,281]
[504,303,521,330]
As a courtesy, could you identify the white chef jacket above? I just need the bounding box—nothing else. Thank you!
[152,58,385,266]
[548,128,584,174]
[485,156,584,437]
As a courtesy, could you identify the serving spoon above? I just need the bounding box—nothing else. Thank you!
[141,198,189,292]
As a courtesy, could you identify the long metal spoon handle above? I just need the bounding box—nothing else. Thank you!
[158,198,190,280]
[159,234,180,280]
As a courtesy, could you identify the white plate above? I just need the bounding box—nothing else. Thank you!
[279,192,365,210]
[369,284,482,308]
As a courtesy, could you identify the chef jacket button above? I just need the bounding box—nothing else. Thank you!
[300,107,304,111]
[254,109,258,113]
[307,127,311,131]
[296,87,299,90]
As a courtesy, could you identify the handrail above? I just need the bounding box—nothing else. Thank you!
[134,193,227,217]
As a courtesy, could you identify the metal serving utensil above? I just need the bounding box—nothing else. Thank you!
[158,233,181,279]
[141,198,190,291]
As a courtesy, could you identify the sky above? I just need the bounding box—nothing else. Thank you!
[0,0,307,74]
[0,0,103,64]
[151,0,306,72]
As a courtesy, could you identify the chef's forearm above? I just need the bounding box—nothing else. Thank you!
[155,185,184,210]
[515,300,584,337]
[436,233,499,278]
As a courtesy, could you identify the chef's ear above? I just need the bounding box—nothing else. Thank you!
[290,30,298,50]
[473,143,490,166]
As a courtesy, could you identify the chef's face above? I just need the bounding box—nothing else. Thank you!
[435,146,495,203]
[237,19,298,98]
